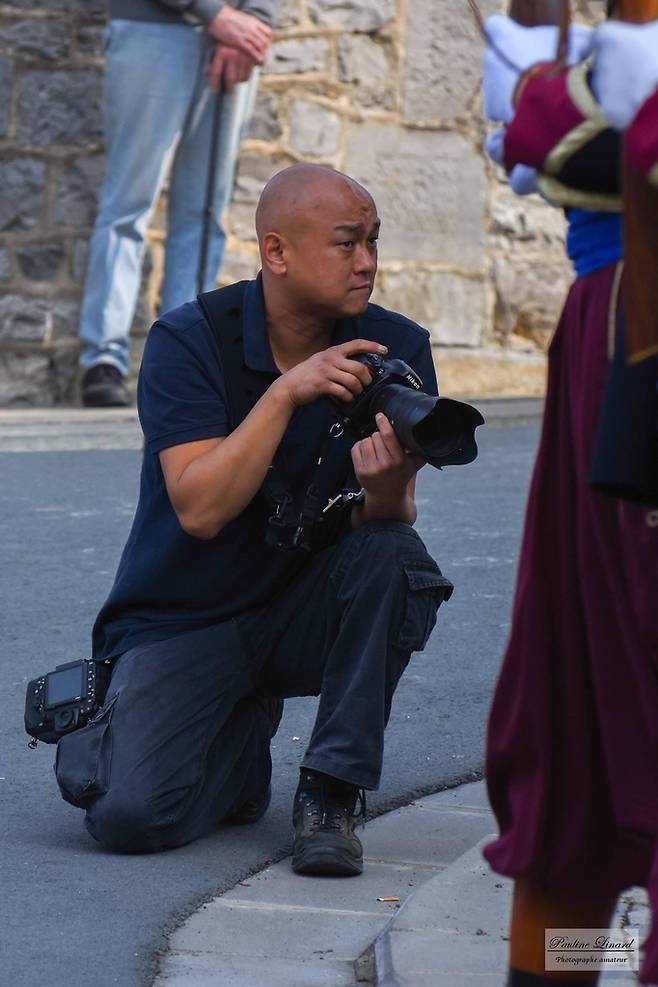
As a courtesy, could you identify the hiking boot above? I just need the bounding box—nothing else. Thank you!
[81,363,129,407]
[260,697,284,739]
[229,783,272,825]
[292,769,365,877]
[228,699,283,825]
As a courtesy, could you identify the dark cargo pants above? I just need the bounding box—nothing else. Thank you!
[55,521,452,852]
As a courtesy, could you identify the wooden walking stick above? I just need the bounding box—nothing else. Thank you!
[509,0,566,27]
[509,0,570,64]
[614,0,658,363]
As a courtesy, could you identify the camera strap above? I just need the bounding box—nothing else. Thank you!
[198,283,361,549]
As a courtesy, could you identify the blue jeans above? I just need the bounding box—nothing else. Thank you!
[79,20,258,376]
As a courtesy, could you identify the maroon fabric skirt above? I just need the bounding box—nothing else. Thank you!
[483,263,658,982]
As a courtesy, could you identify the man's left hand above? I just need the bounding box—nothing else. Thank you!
[351,413,424,525]
[207,45,257,94]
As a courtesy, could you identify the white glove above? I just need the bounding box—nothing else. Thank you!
[592,21,658,129]
[484,129,539,196]
[483,14,593,123]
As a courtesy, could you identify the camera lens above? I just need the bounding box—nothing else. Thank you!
[372,387,484,467]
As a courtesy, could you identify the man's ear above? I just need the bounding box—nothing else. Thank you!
[261,232,287,276]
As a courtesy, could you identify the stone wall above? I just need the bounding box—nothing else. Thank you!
[0,0,604,405]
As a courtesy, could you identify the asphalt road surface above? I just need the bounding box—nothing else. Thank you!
[0,421,538,987]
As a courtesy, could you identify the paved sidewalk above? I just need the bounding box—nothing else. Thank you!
[154,781,651,987]
[154,782,495,987]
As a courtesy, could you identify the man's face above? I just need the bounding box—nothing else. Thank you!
[282,184,380,320]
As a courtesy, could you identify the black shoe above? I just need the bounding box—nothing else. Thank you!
[292,769,365,877]
[227,700,282,825]
[229,783,272,825]
[259,697,284,739]
[81,364,130,407]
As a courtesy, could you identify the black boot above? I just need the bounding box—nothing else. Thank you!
[292,769,365,877]
[228,698,284,825]
[81,363,129,407]
[506,970,599,985]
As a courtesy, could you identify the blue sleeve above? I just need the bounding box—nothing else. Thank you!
[408,334,439,398]
[138,315,230,456]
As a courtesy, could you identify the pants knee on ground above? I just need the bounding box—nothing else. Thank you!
[86,788,186,853]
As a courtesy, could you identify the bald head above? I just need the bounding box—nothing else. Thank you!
[255,164,374,245]
[255,164,380,321]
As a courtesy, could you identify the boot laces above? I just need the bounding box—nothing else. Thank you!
[300,777,366,832]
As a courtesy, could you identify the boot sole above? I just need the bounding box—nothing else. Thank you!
[292,845,363,877]
[82,387,130,408]
[228,785,272,825]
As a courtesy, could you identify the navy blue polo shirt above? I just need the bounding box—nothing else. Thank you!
[91,277,438,660]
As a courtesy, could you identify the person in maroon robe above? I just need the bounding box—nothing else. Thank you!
[481,10,658,985]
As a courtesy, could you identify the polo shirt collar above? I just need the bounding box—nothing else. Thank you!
[242,272,362,373]
[243,273,279,374]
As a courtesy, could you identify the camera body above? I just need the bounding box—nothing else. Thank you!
[331,353,485,469]
[25,658,112,745]
[333,353,424,437]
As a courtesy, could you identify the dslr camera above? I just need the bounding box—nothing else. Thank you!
[25,658,112,746]
[333,353,484,468]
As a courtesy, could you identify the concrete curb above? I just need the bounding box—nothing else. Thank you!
[371,836,650,987]
[371,839,509,986]
[0,400,542,453]
[153,782,497,987]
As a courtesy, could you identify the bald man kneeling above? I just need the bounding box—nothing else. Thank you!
[55,164,451,875]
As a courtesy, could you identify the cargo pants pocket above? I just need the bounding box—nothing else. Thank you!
[54,693,119,809]
[397,560,454,653]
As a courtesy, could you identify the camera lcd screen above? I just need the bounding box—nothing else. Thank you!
[45,666,84,707]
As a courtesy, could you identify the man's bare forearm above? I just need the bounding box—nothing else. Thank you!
[169,379,294,539]
[351,493,417,529]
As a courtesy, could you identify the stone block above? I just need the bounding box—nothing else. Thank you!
[337,36,394,109]
[16,241,66,281]
[0,19,70,61]
[373,271,487,347]
[288,100,341,158]
[489,182,568,244]
[0,157,46,232]
[17,69,102,147]
[53,155,104,227]
[345,124,486,269]
[0,294,51,343]
[246,91,282,142]
[218,247,260,286]
[0,351,53,407]
[48,345,79,404]
[265,38,329,76]
[75,25,105,59]
[276,0,302,28]
[492,255,569,348]
[7,0,68,10]
[403,0,500,125]
[0,57,12,138]
[0,244,13,280]
[435,351,547,399]
[308,0,394,32]
[68,0,106,15]
[230,154,285,241]
[51,298,80,341]
[71,237,88,281]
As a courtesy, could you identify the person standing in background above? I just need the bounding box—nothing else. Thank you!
[79,0,279,407]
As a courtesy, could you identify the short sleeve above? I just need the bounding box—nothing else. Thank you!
[138,313,230,455]
[408,334,439,398]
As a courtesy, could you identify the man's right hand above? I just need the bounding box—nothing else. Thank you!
[273,340,388,410]
[207,45,256,93]
[208,6,272,64]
